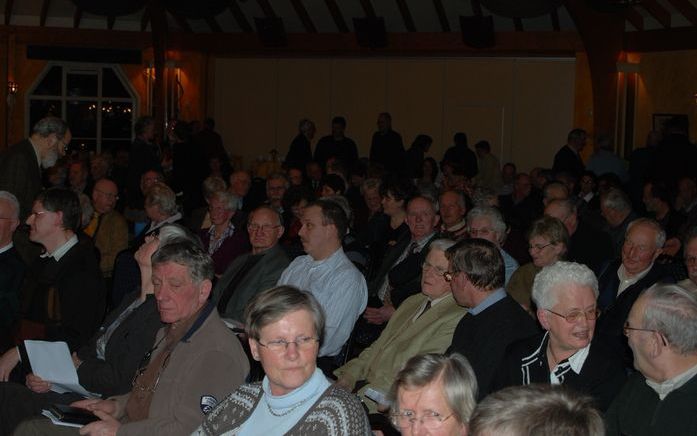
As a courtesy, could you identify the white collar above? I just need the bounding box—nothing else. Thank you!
[617,263,653,296]
[40,234,78,261]
[646,362,697,400]
[0,242,13,255]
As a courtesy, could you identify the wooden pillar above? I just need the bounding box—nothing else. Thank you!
[565,0,625,137]
[0,31,8,150]
[147,0,167,140]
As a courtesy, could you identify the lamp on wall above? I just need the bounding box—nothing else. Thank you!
[7,81,18,95]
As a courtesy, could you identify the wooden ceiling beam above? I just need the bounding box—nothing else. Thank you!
[107,15,115,30]
[140,8,150,31]
[513,17,523,31]
[471,0,483,17]
[625,7,644,31]
[432,0,450,32]
[39,0,50,27]
[666,0,697,27]
[73,7,82,29]
[257,0,277,18]
[359,0,377,19]
[641,0,671,28]
[205,16,222,33]
[291,0,317,33]
[4,0,14,26]
[229,1,253,33]
[395,0,417,32]
[170,11,192,32]
[324,0,349,33]
[550,8,560,31]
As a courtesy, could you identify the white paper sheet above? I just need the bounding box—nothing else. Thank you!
[24,340,98,398]
[41,410,84,428]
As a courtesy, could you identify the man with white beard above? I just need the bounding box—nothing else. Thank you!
[0,117,71,220]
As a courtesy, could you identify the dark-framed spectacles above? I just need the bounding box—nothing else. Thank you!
[257,336,319,352]
[443,271,458,283]
[623,321,668,346]
[546,308,600,323]
[390,410,454,430]
[247,223,281,233]
[529,242,553,251]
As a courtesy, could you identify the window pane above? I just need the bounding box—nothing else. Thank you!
[33,66,62,96]
[69,138,97,154]
[102,101,133,138]
[102,139,131,155]
[102,68,131,98]
[67,73,98,97]
[29,100,62,130]
[67,100,97,138]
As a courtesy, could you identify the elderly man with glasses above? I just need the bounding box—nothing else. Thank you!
[493,261,626,412]
[445,238,539,400]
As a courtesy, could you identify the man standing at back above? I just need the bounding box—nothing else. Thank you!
[278,199,367,366]
[313,116,358,170]
[0,117,70,220]
[553,128,587,179]
[446,238,538,399]
[369,112,404,175]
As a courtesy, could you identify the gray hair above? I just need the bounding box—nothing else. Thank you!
[428,238,456,254]
[642,283,697,354]
[157,223,200,248]
[0,191,20,220]
[323,194,352,224]
[210,190,240,212]
[466,206,507,245]
[446,238,504,290]
[440,190,466,210]
[203,176,227,200]
[547,198,577,218]
[626,218,666,249]
[267,172,290,188]
[244,286,326,344]
[470,187,498,208]
[529,216,569,256]
[360,178,381,196]
[151,240,214,285]
[469,384,605,436]
[32,116,69,140]
[601,188,632,213]
[408,194,439,215]
[389,353,478,426]
[145,182,178,216]
[532,261,598,310]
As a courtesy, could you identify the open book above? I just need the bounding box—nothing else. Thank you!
[24,340,99,398]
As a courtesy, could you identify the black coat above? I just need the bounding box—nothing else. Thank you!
[553,145,584,179]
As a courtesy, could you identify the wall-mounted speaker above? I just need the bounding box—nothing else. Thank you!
[459,15,495,49]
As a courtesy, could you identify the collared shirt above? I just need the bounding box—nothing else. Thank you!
[617,263,653,297]
[146,212,183,234]
[442,220,466,233]
[500,248,519,286]
[40,234,78,261]
[278,248,368,357]
[207,222,236,255]
[646,362,697,400]
[469,287,507,315]
[519,331,591,385]
[0,242,13,255]
[410,293,450,324]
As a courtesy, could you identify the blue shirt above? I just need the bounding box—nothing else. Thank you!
[469,288,507,316]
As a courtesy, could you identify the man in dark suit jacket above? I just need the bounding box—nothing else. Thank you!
[595,218,675,368]
[0,117,70,220]
[0,192,26,346]
[369,112,404,175]
[446,238,539,400]
[213,206,290,324]
[553,128,586,179]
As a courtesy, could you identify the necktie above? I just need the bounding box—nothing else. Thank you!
[417,300,432,319]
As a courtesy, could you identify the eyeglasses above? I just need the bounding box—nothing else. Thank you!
[546,308,600,323]
[443,270,460,283]
[685,256,697,266]
[529,242,553,251]
[390,410,454,430]
[257,336,319,352]
[468,227,494,238]
[623,321,668,346]
[29,210,49,218]
[422,261,448,276]
[94,188,119,200]
[247,223,280,233]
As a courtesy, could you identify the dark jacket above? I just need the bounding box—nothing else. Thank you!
[0,246,26,330]
[0,139,42,219]
[553,145,584,179]
[370,130,404,175]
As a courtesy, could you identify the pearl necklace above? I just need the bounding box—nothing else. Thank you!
[264,394,313,417]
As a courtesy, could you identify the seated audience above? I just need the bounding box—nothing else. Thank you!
[213,206,290,325]
[0,192,25,341]
[16,239,249,434]
[606,283,697,435]
[388,353,477,436]
[279,185,315,258]
[495,262,625,411]
[277,200,368,363]
[545,198,613,275]
[507,216,569,313]
[228,170,253,213]
[84,178,128,279]
[319,173,346,198]
[446,238,539,399]
[0,225,191,434]
[600,188,637,258]
[643,180,685,257]
[596,218,675,368]
[334,240,466,412]
[133,181,182,247]
[679,227,697,292]
[89,153,112,182]
[439,190,468,240]
[355,178,389,249]
[194,286,371,435]
[470,384,605,436]
[265,172,290,214]
[199,190,249,276]
[466,206,518,285]
[370,177,415,271]
[13,188,105,351]
[68,159,93,197]
[498,173,542,235]
[541,180,569,207]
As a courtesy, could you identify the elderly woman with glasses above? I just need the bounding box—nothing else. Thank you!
[506,215,569,313]
[194,286,371,435]
[493,261,626,411]
[388,353,477,436]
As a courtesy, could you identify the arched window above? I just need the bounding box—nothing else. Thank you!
[27,63,138,154]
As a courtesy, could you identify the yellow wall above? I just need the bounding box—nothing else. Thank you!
[633,50,697,147]
[212,56,577,173]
